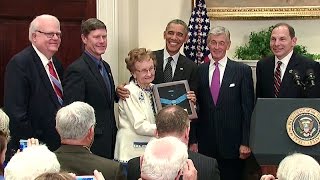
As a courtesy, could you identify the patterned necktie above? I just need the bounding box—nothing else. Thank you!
[48,61,63,105]
[274,61,282,98]
[163,57,173,82]
[210,62,220,105]
[98,62,111,99]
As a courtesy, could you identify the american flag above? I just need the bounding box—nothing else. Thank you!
[184,0,210,64]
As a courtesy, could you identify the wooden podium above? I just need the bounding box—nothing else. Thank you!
[250,98,320,176]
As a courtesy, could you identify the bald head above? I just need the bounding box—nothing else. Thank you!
[155,105,190,138]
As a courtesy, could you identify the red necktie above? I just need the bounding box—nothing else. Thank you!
[48,61,63,105]
[274,61,282,98]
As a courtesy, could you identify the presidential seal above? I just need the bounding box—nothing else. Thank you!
[286,108,320,146]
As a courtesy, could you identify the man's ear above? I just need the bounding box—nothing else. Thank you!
[154,129,159,138]
[185,127,190,141]
[87,126,94,141]
[140,155,144,167]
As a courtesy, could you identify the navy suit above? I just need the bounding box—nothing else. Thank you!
[63,53,117,159]
[197,59,254,180]
[4,46,63,153]
[256,52,320,98]
[127,151,220,180]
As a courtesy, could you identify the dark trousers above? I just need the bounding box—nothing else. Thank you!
[217,158,243,180]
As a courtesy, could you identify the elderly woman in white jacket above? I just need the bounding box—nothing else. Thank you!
[114,48,157,164]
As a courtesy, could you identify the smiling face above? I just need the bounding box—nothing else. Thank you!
[132,58,155,88]
[82,28,107,59]
[207,33,230,62]
[32,17,61,59]
[163,23,188,56]
[270,25,297,60]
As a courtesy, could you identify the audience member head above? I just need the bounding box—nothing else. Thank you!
[0,109,10,139]
[164,19,188,56]
[35,172,74,180]
[125,48,157,88]
[29,14,61,59]
[207,26,231,62]
[276,153,320,180]
[56,101,96,147]
[140,136,188,180]
[270,23,297,60]
[4,145,60,180]
[155,105,190,144]
[81,18,107,59]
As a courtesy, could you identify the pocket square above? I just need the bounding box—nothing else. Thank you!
[229,83,235,87]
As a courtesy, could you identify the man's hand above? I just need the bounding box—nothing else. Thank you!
[239,145,251,159]
[116,83,129,100]
[187,91,197,105]
[182,159,197,180]
[189,143,198,153]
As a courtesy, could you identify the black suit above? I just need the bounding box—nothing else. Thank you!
[153,49,198,92]
[153,49,199,143]
[4,46,62,154]
[55,145,126,180]
[63,52,117,159]
[197,59,254,180]
[256,52,320,98]
[127,151,220,180]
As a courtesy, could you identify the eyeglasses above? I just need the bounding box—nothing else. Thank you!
[136,66,156,75]
[36,30,62,39]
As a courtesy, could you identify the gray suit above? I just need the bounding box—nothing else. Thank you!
[55,145,125,180]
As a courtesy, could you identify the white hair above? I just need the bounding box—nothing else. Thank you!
[56,101,96,140]
[0,108,10,136]
[28,14,60,42]
[207,26,231,43]
[4,145,60,180]
[141,136,188,180]
[277,153,320,180]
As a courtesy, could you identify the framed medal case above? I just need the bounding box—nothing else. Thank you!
[153,80,198,119]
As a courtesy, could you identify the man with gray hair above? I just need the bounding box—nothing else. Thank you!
[194,26,254,180]
[4,14,63,156]
[127,105,220,180]
[140,136,194,180]
[5,145,60,180]
[54,101,125,179]
[260,153,320,180]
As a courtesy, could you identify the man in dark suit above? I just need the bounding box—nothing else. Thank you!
[63,18,118,159]
[54,101,125,179]
[152,19,198,91]
[194,26,254,180]
[4,14,63,155]
[127,105,220,180]
[256,23,320,98]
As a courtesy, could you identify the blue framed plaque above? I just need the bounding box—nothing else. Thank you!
[153,80,197,119]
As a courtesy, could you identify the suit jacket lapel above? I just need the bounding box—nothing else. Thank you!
[31,47,60,107]
[217,59,235,106]
[155,49,165,83]
[102,61,115,102]
[279,53,299,96]
[172,54,186,81]
[82,53,110,101]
